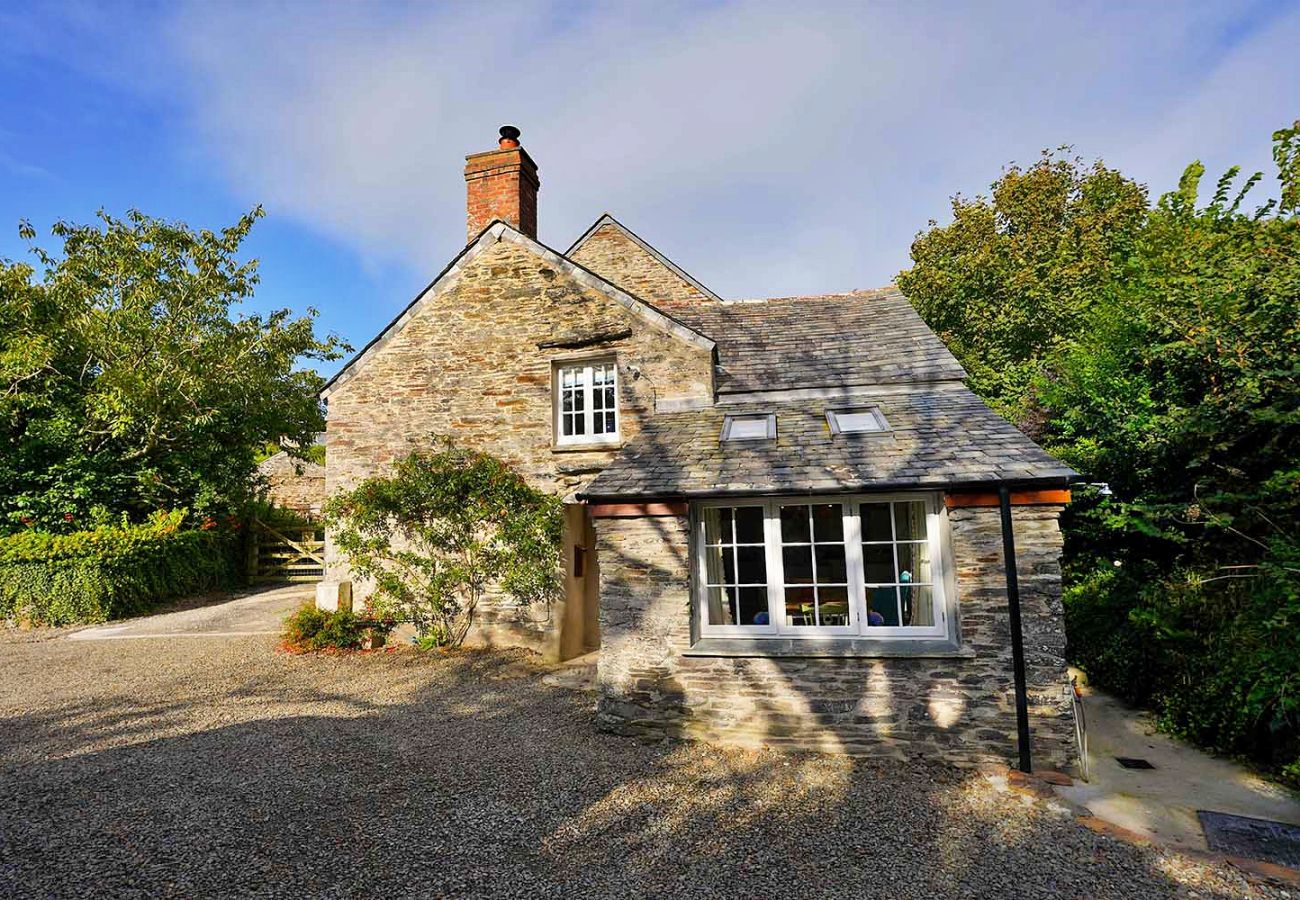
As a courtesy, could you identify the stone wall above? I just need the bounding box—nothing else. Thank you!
[569,222,713,309]
[323,236,714,646]
[256,452,326,517]
[594,504,1076,770]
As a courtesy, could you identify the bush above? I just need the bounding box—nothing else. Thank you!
[325,439,563,648]
[1066,541,1300,784]
[280,603,390,651]
[0,511,236,625]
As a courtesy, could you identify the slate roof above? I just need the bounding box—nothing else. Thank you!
[579,386,1079,501]
[672,288,967,395]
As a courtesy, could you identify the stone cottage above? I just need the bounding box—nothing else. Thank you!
[320,126,1080,770]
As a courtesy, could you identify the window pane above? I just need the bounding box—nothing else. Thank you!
[722,548,736,585]
[725,416,770,440]
[704,508,732,545]
[900,584,934,627]
[811,504,843,542]
[706,586,735,625]
[737,588,769,626]
[782,545,813,583]
[895,541,931,585]
[863,544,894,584]
[861,503,892,542]
[818,586,850,625]
[779,505,811,544]
[572,414,585,436]
[894,502,927,541]
[734,507,765,544]
[835,410,883,433]
[736,546,767,583]
[815,544,847,583]
[784,586,816,626]
[867,587,900,626]
[573,390,585,412]
[703,543,726,585]
[562,392,574,413]
[602,412,616,433]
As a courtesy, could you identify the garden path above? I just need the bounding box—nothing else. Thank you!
[67,583,311,641]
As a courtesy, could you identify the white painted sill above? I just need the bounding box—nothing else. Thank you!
[551,440,624,454]
[683,637,975,659]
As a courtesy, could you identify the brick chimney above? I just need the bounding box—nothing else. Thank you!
[464,125,539,242]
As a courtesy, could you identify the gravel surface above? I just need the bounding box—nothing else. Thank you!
[0,632,1288,899]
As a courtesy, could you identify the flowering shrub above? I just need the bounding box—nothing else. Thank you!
[0,511,236,625]
[325,440,563,648]
[280,603,392,652]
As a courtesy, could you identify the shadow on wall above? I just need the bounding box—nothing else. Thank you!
[0,647,1223,899]
[588,389,1074,769]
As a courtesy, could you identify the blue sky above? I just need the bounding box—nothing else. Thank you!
[2,1,1297,379]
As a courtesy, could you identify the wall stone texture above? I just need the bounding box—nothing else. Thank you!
[256,452,326,517]
[593,504,1076,770]
[323,236,714,644]
[569,222,714,309]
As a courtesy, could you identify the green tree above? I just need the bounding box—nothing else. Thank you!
[898,152,1148,425]
[900,125,1300,779]
[325,440,564,647]
[0,208,346,531]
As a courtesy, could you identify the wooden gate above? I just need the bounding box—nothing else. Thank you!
[247,519,325,583]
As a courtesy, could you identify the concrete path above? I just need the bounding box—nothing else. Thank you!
[1056,671,1300,855]
[68,583,313,640]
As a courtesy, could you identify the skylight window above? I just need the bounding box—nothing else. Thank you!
[721,414,776,442]
[827,407,889,435]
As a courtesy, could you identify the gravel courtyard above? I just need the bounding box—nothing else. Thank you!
[0,631,1287,899]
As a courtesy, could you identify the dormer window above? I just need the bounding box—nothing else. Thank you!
[827,407,889,435]
[721,414,777,442]
[555,359,619,446]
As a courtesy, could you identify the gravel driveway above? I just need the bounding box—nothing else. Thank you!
[0,633,1285,899]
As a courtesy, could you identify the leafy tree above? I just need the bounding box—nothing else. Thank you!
[324,440,564,647]
[898,151,1148,425]
[900,124,1300,779]
[0,208,346,531]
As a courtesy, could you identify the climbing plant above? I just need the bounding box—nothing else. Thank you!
[324,439,564,647]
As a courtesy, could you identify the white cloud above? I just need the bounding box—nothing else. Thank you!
[157,0,1300,299]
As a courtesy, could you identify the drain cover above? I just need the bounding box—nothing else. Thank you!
[1199,811,1300,869]
[1115,756,1155,770]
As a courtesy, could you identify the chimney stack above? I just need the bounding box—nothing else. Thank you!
[464,125,539,242]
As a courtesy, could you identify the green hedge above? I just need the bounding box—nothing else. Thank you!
[1066,545,1300,785]
[0,512,237,625]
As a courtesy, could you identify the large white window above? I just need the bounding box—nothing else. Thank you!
[555,360,619,446]
[694,494,949,639]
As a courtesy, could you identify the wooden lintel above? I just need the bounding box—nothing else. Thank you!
[537,328,634,351]
[945,489,1072,509]
[589,502,688,518]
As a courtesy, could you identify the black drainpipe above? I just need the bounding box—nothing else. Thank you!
[998,485,1033,773]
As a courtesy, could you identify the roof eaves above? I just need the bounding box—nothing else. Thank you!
[577,473,1080,504]
[565,213,725,303]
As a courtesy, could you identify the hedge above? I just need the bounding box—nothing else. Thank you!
[1065,546,1300,786]
[0,512,237,626]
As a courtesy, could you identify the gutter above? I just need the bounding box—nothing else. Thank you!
[576,474,1078,505]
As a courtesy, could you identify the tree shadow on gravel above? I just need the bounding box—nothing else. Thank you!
[0,648,1269,900]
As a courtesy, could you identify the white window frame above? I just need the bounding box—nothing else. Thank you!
[693,492,949,640]
[553,358,620,447]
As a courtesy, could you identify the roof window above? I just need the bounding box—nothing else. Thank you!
[826,407,889,435]
[721,414,776,442]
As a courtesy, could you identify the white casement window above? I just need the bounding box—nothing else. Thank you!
[555,360,619,446]
[694,493,949,639]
